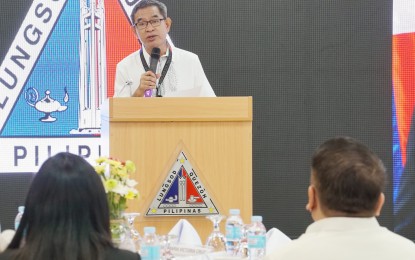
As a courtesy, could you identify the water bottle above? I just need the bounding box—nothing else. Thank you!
[247,216,266,260]
[225,208,244,255]
[14,206,25,230]
[140,226,160,260]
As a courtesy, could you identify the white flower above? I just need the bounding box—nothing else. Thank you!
[112,184,129,196]
[126,179,138,187]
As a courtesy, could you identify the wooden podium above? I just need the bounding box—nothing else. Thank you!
[101,97,252,242]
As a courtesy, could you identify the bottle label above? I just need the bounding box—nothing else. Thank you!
[248,235,266,249]
[226,224,242,240]
[141,245,160,260]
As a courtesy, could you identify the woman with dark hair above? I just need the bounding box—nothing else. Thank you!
[0,152,140,260]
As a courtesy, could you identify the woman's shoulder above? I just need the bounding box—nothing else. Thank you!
[0,247,141,260]
[104,247,141,260]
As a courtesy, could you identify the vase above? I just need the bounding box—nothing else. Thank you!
[110,217,127,247]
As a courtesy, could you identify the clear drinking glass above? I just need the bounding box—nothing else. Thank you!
[159,234,178,260]
[122,212,142,252]
[205,214,227,252]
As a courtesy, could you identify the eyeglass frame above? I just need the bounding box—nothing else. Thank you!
[132,18,166,30]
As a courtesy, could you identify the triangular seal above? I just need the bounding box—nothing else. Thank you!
[146,150,219,216]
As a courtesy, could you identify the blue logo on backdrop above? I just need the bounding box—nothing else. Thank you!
[1,1,79,137]
[0,0,106,172]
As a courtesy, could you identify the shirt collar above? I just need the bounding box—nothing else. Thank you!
[306,217,380,234]
[141,44,173,62]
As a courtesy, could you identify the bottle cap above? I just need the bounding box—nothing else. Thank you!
[144,226,156,234]
[18,206,25,213]
[229,209,240,215]
[251,215,262,222]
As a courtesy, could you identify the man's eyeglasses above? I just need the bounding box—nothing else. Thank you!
[133,18,166,30]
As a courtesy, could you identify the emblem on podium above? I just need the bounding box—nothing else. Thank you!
[146,150,219,216]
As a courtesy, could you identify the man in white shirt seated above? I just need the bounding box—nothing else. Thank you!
[266,136,415,260]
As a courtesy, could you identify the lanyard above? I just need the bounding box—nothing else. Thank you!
[140,48,172,97]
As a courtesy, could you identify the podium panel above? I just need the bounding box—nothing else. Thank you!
[101,97,252,242]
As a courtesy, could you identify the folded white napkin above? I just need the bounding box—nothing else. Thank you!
[0,229,15,252]
[265,227,291,255]
[168,219,202,246]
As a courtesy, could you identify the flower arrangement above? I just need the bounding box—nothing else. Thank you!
[94,156,139,219]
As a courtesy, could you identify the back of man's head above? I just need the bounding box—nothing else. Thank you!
[311,136,386,216]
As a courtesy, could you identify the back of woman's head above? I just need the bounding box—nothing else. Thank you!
[9,152,112,260]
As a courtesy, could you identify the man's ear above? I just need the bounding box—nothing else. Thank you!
[165,17,172,32]
[375,193,385,217]
[306,185,316,212]
[130,25,139,39]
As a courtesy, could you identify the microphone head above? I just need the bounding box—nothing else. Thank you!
[151,47,161,59]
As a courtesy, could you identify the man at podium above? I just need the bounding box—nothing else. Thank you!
[114,0,216,98]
